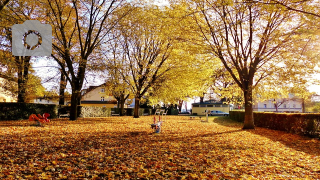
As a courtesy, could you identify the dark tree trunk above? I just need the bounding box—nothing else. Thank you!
[274,104,279,112]
[243,85,255,129]
[178,100,183,113]
[59,68,67,105]
[69,82,81,120]
[133,97,140,118]
[200,96,204,103]
[120,94,125,116]
[16,56,30,103]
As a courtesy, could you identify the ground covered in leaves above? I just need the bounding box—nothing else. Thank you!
[0,116,319,179]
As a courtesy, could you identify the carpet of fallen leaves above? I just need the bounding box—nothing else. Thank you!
[0,116,319,179]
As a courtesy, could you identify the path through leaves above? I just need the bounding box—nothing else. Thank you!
[0,116,319,179]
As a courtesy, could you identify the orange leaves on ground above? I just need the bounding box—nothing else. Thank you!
[0,116,319,179]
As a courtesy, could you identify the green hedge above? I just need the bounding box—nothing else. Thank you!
[229,111,320,138]
[0,103,58,120]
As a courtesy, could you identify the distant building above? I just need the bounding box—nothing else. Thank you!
[253,94,303,113]
[311,95,320,102]
[32,96,59,105]
[81,84,117,108]
[191,100,231,115]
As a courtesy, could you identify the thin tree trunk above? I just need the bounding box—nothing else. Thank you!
[59,68,67,105]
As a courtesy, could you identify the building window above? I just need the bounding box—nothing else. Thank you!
[101,96,104,101]
[193,105,199,107]
[284,104,286,108]
[264,104,267,108]
[207,105,213,107]
[293,104,296,108]
[215,105,221,107]
[101,88,105,93]
[200,104,206,107]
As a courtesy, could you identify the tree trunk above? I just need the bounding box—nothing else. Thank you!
[200,96,204,103]
[133,97,140,118]
[16,56,30,103]
[69,84,81,120]
[274,103,279,112]
[59,68,67,105]
[116,98,120,109]
[120,94,125,116]
[178,100,183,113]
[243,86,255,129]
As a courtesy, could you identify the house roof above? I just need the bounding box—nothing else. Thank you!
[192,100,227,105]
[81,83,107,97]
[81,100,117,104]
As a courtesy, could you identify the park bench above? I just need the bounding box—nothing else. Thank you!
[59,113,70,118]
[111,111,120,116]
[58,108,69,118]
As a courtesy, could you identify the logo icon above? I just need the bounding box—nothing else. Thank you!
[12,20,52,56]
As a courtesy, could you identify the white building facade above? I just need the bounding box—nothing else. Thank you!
[253,95,303,113]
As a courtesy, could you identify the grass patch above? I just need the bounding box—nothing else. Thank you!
[0,116,319,179]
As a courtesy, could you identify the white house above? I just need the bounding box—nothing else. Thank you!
[311,95,320,102]
[81,84,118,108]
[32,96,59,105]
[253,94,303,113]
[192,100,231,115]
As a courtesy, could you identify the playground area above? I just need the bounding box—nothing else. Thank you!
[0,116,319,179]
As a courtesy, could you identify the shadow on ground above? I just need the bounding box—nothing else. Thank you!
[213,116,320,156]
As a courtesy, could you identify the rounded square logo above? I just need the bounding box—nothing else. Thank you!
[12,20,52,56]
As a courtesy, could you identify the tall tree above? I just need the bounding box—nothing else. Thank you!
[112,6,185,118]
[44,0,132,120]
[0,1,42,102]
[184,0,318,129]
[104,39,132,116]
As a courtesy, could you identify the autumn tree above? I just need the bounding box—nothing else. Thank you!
[43,0,132,120]
[111,6,192,118]
[0,0,43,103]
[258,0,320,18]
[104,38,133,116]
[146,51,216,111]
[180,0,318,129]
[0,0,9,12]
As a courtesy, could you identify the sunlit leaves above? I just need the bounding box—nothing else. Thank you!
[0,117,319,179]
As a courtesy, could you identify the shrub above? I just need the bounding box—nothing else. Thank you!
[0,103,58,120]
[229,111,320,138]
